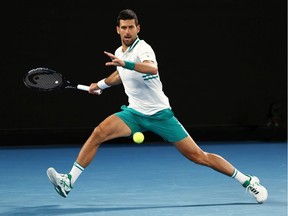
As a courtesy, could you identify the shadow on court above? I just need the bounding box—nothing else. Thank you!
[4,202,259,215]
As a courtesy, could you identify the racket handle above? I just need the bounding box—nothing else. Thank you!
[77,84,102,94]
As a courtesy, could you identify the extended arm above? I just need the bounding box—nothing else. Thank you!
[104,51,158,75]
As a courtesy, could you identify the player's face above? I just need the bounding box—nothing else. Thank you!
[117,19,140,48]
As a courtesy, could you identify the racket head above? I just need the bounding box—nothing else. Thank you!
[23,67,70,91]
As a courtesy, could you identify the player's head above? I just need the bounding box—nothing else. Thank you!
[117,9,139,26]
[117,9,140,48]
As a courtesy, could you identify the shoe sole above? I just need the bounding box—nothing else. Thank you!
[47,168,57,185]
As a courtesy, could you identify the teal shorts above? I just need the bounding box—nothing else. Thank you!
[115,105,189,143]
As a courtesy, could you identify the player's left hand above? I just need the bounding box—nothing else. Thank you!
[104,51,125,67]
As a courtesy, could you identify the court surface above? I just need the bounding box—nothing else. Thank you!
[0,141,287,216]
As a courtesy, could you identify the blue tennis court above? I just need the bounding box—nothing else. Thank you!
[0,141,286,216]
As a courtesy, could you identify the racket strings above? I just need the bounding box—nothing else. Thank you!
[25,72,64,90]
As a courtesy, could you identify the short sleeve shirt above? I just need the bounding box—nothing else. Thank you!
[115,38,171,115]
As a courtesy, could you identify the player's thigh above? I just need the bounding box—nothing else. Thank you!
[150,116,188,143]
[174,136,203,154]
[98,114,132,141]
[173,136,206,162]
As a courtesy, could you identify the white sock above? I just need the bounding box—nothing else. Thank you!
[231,169,250,185]
[69,161,85,186]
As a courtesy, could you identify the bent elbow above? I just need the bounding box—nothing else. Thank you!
[150,66,158,75]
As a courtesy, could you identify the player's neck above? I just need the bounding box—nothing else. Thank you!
[121,45,128,52]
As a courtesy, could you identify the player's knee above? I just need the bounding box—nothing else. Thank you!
[91,125,108,143]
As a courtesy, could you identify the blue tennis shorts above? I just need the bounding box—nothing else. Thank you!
[115,105,189,143]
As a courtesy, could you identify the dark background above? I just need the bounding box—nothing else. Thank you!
[0,0,286,146]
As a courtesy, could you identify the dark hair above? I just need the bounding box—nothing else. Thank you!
[117,9,139,26]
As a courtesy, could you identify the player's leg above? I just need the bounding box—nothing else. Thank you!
[174,136,235,176]
[173,135,268,203]
[75,114,131,168]
[147,110,268,203]
[47,114,131,198]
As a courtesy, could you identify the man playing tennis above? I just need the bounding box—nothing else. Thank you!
[47,9,268,203]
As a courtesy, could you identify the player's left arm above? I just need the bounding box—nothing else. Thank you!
[133,60,158,75]
[104,51,158,75]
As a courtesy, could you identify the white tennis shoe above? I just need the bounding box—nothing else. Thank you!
[243,175,268,203]
[47,167,72,198]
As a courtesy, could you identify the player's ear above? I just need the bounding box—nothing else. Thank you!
[116,26,120,34]
[137,25,140,33]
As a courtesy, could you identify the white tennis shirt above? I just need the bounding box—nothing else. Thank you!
[115,38,171,115]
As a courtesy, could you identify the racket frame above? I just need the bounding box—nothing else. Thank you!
[23,67,101,94]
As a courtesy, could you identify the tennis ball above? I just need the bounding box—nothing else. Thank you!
[133,132,144,144]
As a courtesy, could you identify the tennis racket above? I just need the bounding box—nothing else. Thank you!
[23,67,102,94]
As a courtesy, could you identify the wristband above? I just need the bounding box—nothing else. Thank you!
[97,78,110,90]
[124,61,135,70]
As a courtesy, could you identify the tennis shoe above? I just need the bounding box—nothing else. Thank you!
[243,175,268,203]
[47,167,72,198]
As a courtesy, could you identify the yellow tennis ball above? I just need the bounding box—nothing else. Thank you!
[133,132,144,144]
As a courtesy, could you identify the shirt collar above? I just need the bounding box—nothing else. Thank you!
[127,37,140,52]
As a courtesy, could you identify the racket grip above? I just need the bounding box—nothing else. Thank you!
[77,84,102,94]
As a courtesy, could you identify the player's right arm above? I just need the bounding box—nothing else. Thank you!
[104,71,122,86]
[88,71,122,94]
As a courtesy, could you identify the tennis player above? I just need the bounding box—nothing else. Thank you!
[47,9,268,203]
